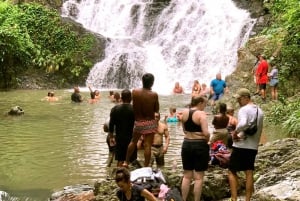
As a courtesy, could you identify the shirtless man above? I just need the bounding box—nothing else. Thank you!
[173,82,184,94]
[151,113,170,168]
[123,73,159,167]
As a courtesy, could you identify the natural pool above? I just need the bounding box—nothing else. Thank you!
[0,89,283,200]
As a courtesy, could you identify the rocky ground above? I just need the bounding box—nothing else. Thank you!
[50,138,299,201]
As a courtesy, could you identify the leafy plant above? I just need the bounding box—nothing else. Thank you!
[266,98,300,137]
[0,2,96,88]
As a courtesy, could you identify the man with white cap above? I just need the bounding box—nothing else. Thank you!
[228,88,263,201]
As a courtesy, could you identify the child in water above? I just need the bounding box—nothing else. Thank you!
[164,107,181,122]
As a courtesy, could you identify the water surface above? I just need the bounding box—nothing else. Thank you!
[0,89,283,200]
[0,90,190,200]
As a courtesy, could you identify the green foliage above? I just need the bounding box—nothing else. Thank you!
[266,99,300,138]
[262,0,300,138]
[262,0,300,96]
[0,2,95,88]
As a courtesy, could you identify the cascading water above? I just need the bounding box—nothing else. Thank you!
[62,0,256,94]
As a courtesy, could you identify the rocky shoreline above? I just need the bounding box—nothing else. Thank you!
[50,138,300,201]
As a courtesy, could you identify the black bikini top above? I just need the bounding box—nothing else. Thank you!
[184,109,202,132]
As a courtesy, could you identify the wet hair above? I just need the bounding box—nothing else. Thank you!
[115,167,130,183]
[74,86,80,93]
[109,91,114,96]
[169,107,176,113]
[190,96,207,107]
[48,92,54,97]
[90,91,96,99]
[114,92,121,102]
[121,89,132,103]
[219,103,227,115]
[94,90,100,95]
[142,73,154,89]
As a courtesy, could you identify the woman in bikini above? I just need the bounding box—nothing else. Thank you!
[210,103,230,145]
[191,80,201,97]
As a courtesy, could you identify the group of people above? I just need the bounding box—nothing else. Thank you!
[70,85,101,103]
[103,72,263,201]
[253,54,279,101]
[172,72,228,107]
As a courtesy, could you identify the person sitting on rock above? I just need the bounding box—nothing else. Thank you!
[115,167,157,201]
[210,103,229,145]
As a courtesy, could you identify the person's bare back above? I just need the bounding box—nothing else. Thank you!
[132,88,159,121]
[124,73,160,167]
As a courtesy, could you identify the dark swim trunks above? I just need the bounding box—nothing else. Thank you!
[181,139,209,171]
[229,147,258,172]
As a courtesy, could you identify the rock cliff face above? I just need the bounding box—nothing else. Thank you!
[15,0,273,89]
[50,138,300,201]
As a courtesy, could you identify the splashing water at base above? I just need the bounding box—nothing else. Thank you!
[62,0,255,94]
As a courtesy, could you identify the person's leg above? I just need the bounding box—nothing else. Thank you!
[123,131,141,167]
[271,86,275,100]
[211,94,217,106]
[181,170,193,201]
[245,170,254,201]
[260,84,266,101]
[155,147,165,168]
[228,170,239,201]
[193,171,205,201]
[274,86,278,100]
[143,133,155,167]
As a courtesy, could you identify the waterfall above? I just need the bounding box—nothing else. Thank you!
[62,0,256,94]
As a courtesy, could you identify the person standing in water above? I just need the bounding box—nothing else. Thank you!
[173,82,184,94]
[71,86,83,103]
[108,89,136,167]
[151,112,170,168]
[123,73,159,167]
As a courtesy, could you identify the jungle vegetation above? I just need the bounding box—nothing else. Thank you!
[0,2,95,88]
[262,0,300,137]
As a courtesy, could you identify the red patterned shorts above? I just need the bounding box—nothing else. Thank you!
[134,120,158,135]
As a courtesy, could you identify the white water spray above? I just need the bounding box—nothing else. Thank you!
[62,0,255,94]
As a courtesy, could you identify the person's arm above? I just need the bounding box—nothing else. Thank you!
[154,93,160,113]
[210,81,214,95]
[163,124,170,154]
[79,94,83,102]
[232,110,247,140]
[108,112,115,138]
[140,189,157,201]
[212,116,216,126]
[88,85,93,93]
[199,112,210,142]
